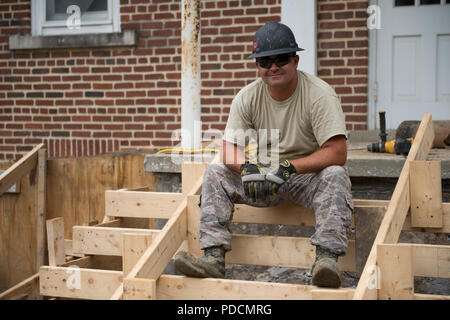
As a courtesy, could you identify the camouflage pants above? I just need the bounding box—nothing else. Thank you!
[199,163,354,255]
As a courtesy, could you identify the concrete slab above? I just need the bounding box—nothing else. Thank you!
[347,146,450,178]
[144,148,450,179]
[144,153,216,173]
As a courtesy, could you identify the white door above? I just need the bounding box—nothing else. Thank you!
[375,0,450,129]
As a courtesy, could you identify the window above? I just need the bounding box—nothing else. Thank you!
[32,0,120,36]
[420,0,440,4]
[395,0,415,6]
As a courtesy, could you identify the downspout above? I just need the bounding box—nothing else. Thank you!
[181,0,201,149]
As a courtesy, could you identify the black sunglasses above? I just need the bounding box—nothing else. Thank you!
[256,54,294,69]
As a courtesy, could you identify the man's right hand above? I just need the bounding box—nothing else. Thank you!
[240,161,266,202]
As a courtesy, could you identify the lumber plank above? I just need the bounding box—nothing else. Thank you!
[187,194,316,227]
[110,284,123,300]
[46,217,65,266]
[188,195,450,232]
[155,274,354,300]
[36,148,47,276]
[39,266,123,300]
[403,202,450,233]
[0,273,39,300]
[0,143,43,196]
[410,161,443,228]
[127,199,188,279]
[353,114,434,300]
[412,243,450,278]
[182,162,209,195]
[123,278,156,300]
[414,293,450,300]
[72,226,158,256]
[112,233,154,300]
[187,195,202,256]
[73,225,189,257]
[64,240,84,258]
[311,289,352,300]
[122,233,153,276]
[227,234,356,272]
[378,244,414,300]
[105,191,184,219]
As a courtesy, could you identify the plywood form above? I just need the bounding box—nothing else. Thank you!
[0,145,44,293]
[46,152,156,239]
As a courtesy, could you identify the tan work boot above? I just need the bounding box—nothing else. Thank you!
[311,246,341,288]
[174,246,225,278]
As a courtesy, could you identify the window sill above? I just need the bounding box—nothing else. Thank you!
[9,30,136,50]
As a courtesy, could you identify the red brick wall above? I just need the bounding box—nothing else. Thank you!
[0,0,369,161]
[317,0,369,131]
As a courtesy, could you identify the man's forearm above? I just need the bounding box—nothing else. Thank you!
[290,136,347,174]
[290,148,344,174]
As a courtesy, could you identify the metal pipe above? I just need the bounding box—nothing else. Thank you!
[181,0,201,149]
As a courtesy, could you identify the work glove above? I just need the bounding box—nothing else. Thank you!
[240,161,266,202]
[265,160,297,200]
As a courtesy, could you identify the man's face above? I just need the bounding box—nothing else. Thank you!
[256,53,299,88]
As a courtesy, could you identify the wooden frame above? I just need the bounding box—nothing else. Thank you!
[0,144,46,299]
[27,114,450,300]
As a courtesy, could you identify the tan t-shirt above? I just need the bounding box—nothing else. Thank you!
[223,70,347,166]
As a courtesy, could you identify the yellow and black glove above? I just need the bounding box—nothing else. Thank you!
[240,161,266,202]
[265,160,297,200]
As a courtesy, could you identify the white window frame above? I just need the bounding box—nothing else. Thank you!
[31,0,121,36]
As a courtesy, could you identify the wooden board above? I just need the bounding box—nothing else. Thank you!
[105,191,184,219]
[412,244,450,278]
[123,278,156,300]
[122,233,153,277]
[39,266,123,300]
[155,275,354,300]
[72,226,158,256]
[403,202,450,233]
[46,217,65,266]
[227,234,356,272]
[410,161,443,228]
[36,149,47,275]
[0,273,39,300]
[0,143,43,195]
[378,244,414,300]
[0,163,37,292]
[182,162,209,195]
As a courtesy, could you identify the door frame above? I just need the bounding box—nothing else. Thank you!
[368,0,379,130]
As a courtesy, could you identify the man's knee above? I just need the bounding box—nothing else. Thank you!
[204,163,229,178]
[319,165,347,179]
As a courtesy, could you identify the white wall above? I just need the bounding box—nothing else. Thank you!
[281,0,317,76]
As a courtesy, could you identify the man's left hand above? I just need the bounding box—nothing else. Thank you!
[265,160,297,199]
